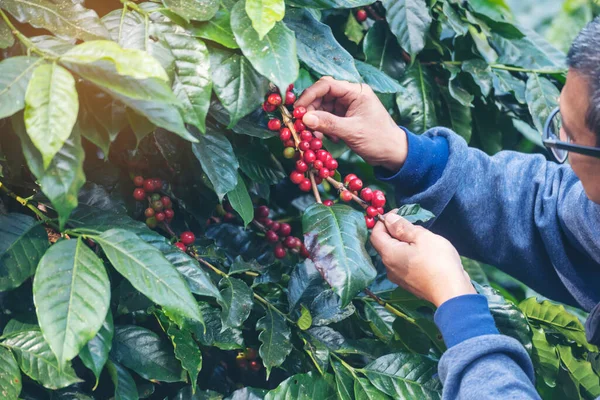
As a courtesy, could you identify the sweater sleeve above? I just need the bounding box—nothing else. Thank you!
[377,127,600,311]
[434,294,540,400]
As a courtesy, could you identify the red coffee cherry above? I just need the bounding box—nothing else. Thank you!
[294,120,306,132]
[284,236,297,249]
[133,176,144,187]
[153,179,163,190]
[143,179,155,192]
[288,83,295,92]
[256,205,270,218]
[133,188,146,201]
[144,208,155,218]
[371,194,386,208]
[279,128,292,141]
[267,93,282,106]
[263,101,276,112]
[300,130,313,141]
[316,150,329,161]
[290,171,305,184]
[299,179,312,192]
[360,188,373,202]
[180,231,196,245]
[356,9,368,22]
[274,244,286,259]
[365,215,376,229]
[293,106,307,119]
[270,222,281,232]
[285,91,296,105]
[266,230,279,243]
[268,118,282,131]
[164,209,175,219]
[318,168,330,179]
[175,242,187,251]
[377,207,385,215]
[344,174,358,184]
[155,212,166,222]
[313,160,324,170]
[278,223,292,237]
[323,199,334,206]
[340,190,353,202]
[295,160,309,173]
[310,138,323,150]
[366,206,378,217]
[314,176,323,185]
[300,244,310,258]
[161,196,172,209]
[284,139,295,148]
[299,141,311,151]
[303,150,316,163]
[348,178,363,192]
[224,212,235,222]
[325,158,338,170]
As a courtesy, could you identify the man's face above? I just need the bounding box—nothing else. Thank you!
[560,70,600,203]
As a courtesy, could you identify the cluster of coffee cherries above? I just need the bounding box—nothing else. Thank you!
[235,347,262,372]
[174,231,195,252]
[356,8,368,22]
[132,176,175,228]
[341,173,387,229]
[254,205,310,259]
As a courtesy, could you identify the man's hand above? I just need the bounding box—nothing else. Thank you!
[295,76,407,172]
[370,212,476,307]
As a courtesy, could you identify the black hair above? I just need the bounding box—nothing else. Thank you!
[568,16,600,139]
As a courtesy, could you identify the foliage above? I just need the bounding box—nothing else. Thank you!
[0,0,598,399]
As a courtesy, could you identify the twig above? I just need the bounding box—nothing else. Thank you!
[0,10,56,60]
[253,293,296,324]
[325,176,384,221]
[309,172,322,203]
[421,60,566,75]
[363,288,417,325]
[0,181,59,229]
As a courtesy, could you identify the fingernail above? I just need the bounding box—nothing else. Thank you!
[303,113,318,127]
[385,213,401,224]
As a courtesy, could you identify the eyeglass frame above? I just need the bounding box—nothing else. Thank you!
[543,107,600,163]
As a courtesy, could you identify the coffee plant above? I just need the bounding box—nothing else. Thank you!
[0,0,599,399]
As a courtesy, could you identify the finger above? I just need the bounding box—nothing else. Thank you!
[383,212,422,244]
[302,111,355,138]
[295,78,358,109]
[370,219,396,252]
[371,221,412,266]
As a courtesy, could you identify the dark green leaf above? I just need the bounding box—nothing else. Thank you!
[492,70,526,103]
[79,311,114,386]
[24,63,78,168]
[462,59,493,97]
[0,346,21,400]
[361,353,441,398]
[331,360,354,400]
[2,0,109,41]
[355,61,401,94]
[344,12,364,45]
[167,324,202,393]
[284,9,360,82]
[106,360,139,400]
[219,276,253,328]
[491,28,566,71]
[396,64,437,134]
[0,17,14,49]
[380,0,432,60]
[468,0,513,21]
[33,238,110,365]
[227,173,254,227]
[557,344,600,398]
[360,301,395,342]
[530,326,559,388]
[126,108,155,146]
[163,0,219,22]
[3,330,82,389]
[439,86,472,142]
[111,325,184,382]
[363,21,406,80]
[301,331,330,374]
[236,144,286,185]
[231,0,299,92]
[191,126,239,200]
[0,56,42,120]
[0,213,49,291]
[525,74,560,133]
[355,377,391,400]
[79,100,111,156]
[92,229,203,326]
[209,101,273,138]
[310,290,355,326]
[287,260,327,313]
[257,307,292,378]
[191,303,244,350]
[302,204,377,307]
[397,204,435,224]
[264,372,336,400]
[190,10,239,49]
[210,48,269,128]
[440,2,468,36]
[285,0,375,10]
[444,64,473,107]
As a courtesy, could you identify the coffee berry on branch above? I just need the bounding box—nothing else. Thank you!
[263,85,386,230]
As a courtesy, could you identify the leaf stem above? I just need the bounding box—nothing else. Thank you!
[253,293,296,324]
[0,181,59,229]
[425,60,566,75]
[331,353,360,379]
[309,172,322,204]
[0,10,56,60]
[363,288,417,325]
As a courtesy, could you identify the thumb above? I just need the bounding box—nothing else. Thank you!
[302,111,353,138]
[384,213,420,243]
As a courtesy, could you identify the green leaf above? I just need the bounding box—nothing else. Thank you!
[24,63,78,169]
[440,2,468,37]
[79,311,114,387]
[111,325,184,382]
[301,332,330,374]
[1,0,109,41]
[363,21,406,80]
[492,70,526,103]
[33,238,110,366]
[462,59,493,97]
[444,64,473,108]
[287,260,327,313]
[166,324,202,393]
[302,204,377,307]
[530,326,559,388]
[0,213,49,291]
[286,0,375,9]
[106,360,139,400]
[126,108,155,146]
[519,297,597,352]
[3,330,82,389]
[396,63,437,134]
[557,344,600,398]
[0,346,21,400]
[284,9,360,82]
[355,61,401,94]
[331,360,354,400]
[298,305,313,330]
[246,0,285,40]
[192,303,244,350]
[257,307,292,378]
[397,204,435,224]
[210,48,269,128]
[525,74,560,133]
[161,31,212,133]
[191,126,239,200]
[79,100,111,156]
[344,12,364,45]
[360,301,395,343]
[310,290,355,326]
[231,0,298,92]
[190,10,239,49]
[219,276,253,328]
[439,86,472,142]
[14,115,86,229]
[491,28,566,71]
[236,145,286,185]
[264,372,336,400]
[92,229,203,326]
[361,353,441,398]
[0,56,42,120]
[0,16,14,49]
[355,377,391,400]
[227,173,254,227]
[380,0,432,60]
[163,0,219,22]
[468,0,512,21]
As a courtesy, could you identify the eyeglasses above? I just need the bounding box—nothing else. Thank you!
[543,108,600,163]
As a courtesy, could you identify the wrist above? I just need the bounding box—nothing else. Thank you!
[431,281,477,308]
[380,126,407,172]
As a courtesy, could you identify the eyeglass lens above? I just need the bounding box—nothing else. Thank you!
[549,112,568,162]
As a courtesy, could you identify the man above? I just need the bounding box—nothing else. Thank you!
[295,17,600,399]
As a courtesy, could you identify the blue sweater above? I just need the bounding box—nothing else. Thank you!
[376,128,600,399]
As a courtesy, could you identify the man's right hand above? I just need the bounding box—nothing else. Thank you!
[295,76,408,172]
